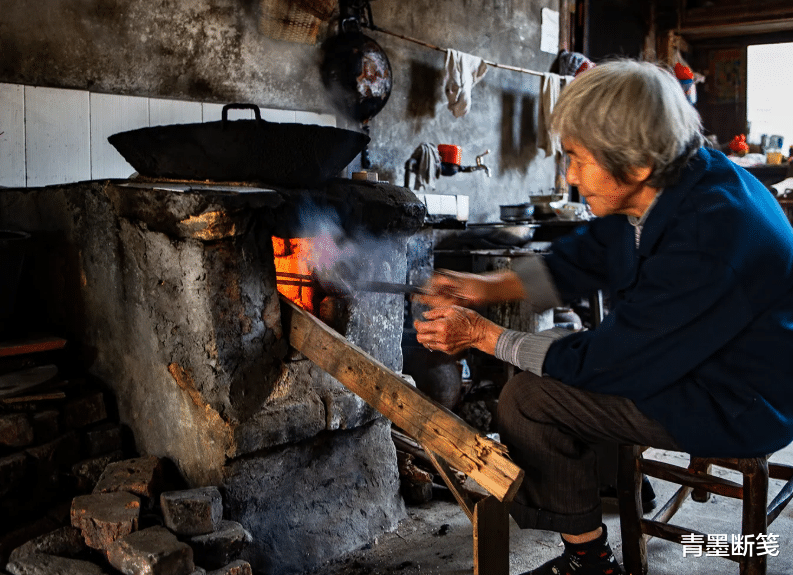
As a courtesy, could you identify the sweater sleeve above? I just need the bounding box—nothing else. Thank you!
[494,327,573,374]
[510,253,563,312]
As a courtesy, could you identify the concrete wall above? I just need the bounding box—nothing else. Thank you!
[0,0,561,223]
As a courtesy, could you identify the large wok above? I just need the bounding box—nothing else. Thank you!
[108,104,370,187]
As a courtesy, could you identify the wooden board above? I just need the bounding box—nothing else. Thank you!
[0,336,67,357]
[282,297,524,503]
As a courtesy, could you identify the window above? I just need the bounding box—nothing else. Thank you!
[746,42,793,152]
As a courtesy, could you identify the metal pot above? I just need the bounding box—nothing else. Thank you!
[107,104,370,187]
[499,203,535,223]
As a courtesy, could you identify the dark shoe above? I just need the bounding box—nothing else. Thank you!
[522,524,625,575]
[599,475,657,514]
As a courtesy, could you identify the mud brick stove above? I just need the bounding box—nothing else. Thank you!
[0,175,430,574]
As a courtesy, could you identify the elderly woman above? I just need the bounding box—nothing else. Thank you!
[414,59,793,575]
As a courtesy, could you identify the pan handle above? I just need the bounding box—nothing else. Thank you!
[222,103,263,125]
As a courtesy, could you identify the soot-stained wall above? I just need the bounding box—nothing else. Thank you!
[0,0,560,222]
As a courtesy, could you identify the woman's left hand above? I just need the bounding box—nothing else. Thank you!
[413,306,503,356]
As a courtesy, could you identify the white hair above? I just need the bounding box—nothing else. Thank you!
[550,59,704,188]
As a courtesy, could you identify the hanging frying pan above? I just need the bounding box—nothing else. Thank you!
[320,27,393,124]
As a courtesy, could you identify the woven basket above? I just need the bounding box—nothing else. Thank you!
[260,0,333,44]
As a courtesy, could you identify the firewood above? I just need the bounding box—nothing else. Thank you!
[282,296,524,503]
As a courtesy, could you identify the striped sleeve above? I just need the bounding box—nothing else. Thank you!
[494,327,573,375]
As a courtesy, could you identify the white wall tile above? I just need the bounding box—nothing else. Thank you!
[0,83,25,188]
[25,86,90,187]
[149,98,202,126]
[260,107,296,123]
[202,103,224,123]
[90,93,149,180]
[295,111,336,127]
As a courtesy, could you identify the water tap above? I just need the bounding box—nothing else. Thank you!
[460,150,491,177]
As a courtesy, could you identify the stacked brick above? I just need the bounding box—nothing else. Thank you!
[0,361,126,566]
[3,455,253,575]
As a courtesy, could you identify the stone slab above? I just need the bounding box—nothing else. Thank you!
[5,553,109,575]
[8,526,85,564]
[92,455,162,499]
[107,526,194,575]
[83,423,123,458]
[223,418,404,574]
[160,487,223,536]
[205,560,252,575]
[70,491,140,551]
[0,414,34,447]
[71,451,123,492]
[62,392,107,429]
[31,411,59,444]
[189,521,251,570]
[0,453,28,497]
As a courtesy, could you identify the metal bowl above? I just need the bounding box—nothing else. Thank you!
[466,223,540,245]
[500,203,535,223]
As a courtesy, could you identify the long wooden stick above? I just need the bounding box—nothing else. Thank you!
[282,297,524,503]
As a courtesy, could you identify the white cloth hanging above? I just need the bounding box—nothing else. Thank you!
[407,143,442,190]
[538,72,562,157]
[444,49,488,118]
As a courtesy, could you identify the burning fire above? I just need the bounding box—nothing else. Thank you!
[272,237,318,313]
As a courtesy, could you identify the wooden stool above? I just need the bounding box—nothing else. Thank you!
[617,445,793,575]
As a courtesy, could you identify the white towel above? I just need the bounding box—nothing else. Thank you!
[407,143,442,191]
[444,49,488,118]
[538,72,562,157]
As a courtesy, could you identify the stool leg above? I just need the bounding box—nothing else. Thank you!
[690,457,712,502]
[740,458,769,575]
[618,445,647,575]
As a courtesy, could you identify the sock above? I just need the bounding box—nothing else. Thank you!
[561,525,621,572]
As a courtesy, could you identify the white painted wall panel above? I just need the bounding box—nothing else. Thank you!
[202,103,224,122]
[295,111,336,127]
[0,83,25,188]
[90,93,149,180]
[261,108,296,123]
[25,87,90,187]
[149,98,202,126]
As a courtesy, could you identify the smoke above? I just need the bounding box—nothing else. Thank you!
[290,200,403,294]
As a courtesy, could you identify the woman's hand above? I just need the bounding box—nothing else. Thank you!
[413,306,504,356]
[416,269,525,309]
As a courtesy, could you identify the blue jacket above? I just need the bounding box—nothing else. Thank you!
[542,147,793,457]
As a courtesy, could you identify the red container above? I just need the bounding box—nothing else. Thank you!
[438,144,462,165]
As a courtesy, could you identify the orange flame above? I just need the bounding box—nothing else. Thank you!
[273,237,317,313]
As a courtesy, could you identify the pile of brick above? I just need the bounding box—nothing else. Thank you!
[3,454,253,574]
[0,355,128,563]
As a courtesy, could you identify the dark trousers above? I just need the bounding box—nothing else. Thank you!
[497,371,681,535]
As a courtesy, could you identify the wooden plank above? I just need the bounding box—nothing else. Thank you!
[149,97,202,126]
[90,93,149,180]
[473,496,510,575]
[426,449,474,521]
[25,86,90,187]
[1,391,66,404]
[282,297,524,503]
[0,83,26,188]
[0,336,67,357]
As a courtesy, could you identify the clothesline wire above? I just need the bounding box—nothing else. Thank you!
[368,25,547,78]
